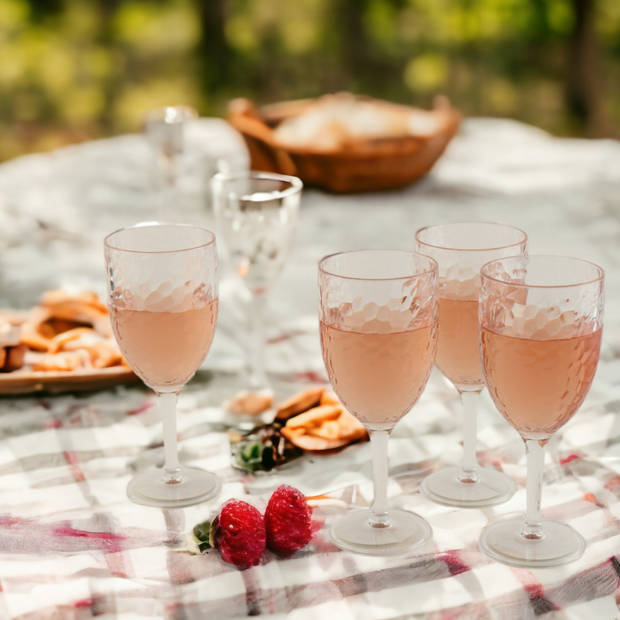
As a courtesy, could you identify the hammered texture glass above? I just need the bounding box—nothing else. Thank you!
[479,255,604,440]
[103,224,220,508]
[478,254,604,568]
[415,222,528,390]
[318,250,438,556]
[413,222,525,509]
[211,171,302,295]
[105,225,217,314]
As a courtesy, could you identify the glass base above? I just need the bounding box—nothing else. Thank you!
[421,466,516,508]
[247,372,270,393]
[127,466,221,508]
[329,508,432,556]
[479,514,586,568]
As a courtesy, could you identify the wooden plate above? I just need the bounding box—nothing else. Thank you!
[0,366,139,395]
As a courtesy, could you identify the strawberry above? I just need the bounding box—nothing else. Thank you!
[195,500,266,569]
[265,485,313,555]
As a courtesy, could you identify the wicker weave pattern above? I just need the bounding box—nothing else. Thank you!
[228,96,461,193]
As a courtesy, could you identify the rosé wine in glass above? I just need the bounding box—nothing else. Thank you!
[104,223,220,508]
[415,222,527,508]
[111,300,218,393]
[479,255,604,568]
[436,295,482,387]
[319,249,438,556]
[481,325,602,438]
[320,322,435,429]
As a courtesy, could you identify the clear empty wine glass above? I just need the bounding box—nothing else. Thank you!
[145,105,197,190]
[211,171,302,392]
[415,222,526,508]
[479,255,604,567]
[319,250,438,555]
[104,223,220,508]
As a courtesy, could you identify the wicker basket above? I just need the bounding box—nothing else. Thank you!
[227,95,461,193]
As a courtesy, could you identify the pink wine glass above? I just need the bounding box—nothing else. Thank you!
[415,222,526,508]
[319,250,438,555]
[479,255,604,567]
[104,224,220,508]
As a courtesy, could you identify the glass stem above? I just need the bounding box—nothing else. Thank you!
[521,438,545,540]
[160,392,182,484]
[458,390,480,483]
[248,292,268,389]
[369,429,391,528]
[164,153,178,189]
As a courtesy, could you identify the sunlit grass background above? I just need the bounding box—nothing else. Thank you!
[1,0,619,161]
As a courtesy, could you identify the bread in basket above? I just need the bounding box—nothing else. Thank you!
[228,93,460,193]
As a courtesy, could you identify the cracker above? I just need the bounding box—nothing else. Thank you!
[281,401,368,451]
[309,419,341,440]
[319,390,340,406]
[30,351,87,372]
[88,342,122,369]
[275,387,324,420]
[333,410,367,441]
[281,428,350,451]
[41,290,108,315]
[226,391,273,415]
[49,327,98,353]
[3,344,26,371]
[285,405,342,429]
[20,312,55,352]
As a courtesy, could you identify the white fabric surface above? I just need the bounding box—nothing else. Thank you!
[0,118,618,618]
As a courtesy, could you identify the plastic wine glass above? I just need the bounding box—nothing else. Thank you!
[319,250,438,555]
[211,171,302,392]
[104,223,220,508]
[415,222,526,508]
[479,255,604,567]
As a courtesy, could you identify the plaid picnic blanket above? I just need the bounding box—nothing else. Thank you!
[0,119,618,619]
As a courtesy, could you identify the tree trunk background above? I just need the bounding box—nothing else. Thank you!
[566,0,610,136]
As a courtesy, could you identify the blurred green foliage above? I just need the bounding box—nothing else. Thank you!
[0,0,618,161]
